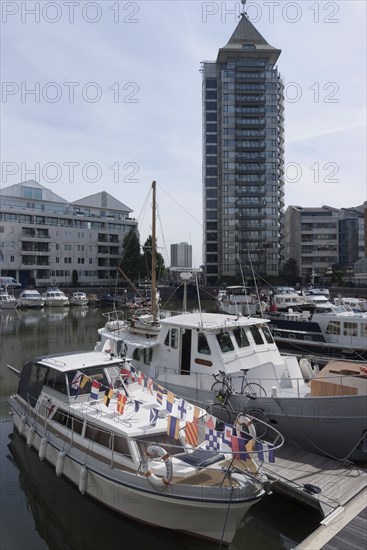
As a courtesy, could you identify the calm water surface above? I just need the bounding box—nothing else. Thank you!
[0,302,321,550]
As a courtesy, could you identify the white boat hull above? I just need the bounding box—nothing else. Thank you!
[10,403,260,544]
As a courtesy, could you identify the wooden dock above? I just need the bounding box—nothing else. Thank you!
[294,488,366,549]
[260,444,367,518]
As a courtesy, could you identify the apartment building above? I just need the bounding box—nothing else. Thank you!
[202,12,285,284]
[0,180,138,287]
[284,203,366,282]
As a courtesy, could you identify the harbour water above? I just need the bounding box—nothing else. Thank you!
[0,303,321,550]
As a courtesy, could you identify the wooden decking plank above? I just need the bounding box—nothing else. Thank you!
[259,444,367,516]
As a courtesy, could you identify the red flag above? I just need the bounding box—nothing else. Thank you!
[117,393,127,415]
[185,422,198,447]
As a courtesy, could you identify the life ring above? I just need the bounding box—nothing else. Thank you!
[235,414,257,439]
[141,444,173,490]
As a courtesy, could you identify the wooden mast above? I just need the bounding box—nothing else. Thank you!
[151,181,157,321]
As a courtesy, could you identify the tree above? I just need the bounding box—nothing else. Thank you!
[120,230,141,281]
[281,258,299,285]
[72,269,79,287]
[141,235,166,281]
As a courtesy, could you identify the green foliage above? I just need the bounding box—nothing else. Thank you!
[141,235,166,280]
[120,230,141,281]
[72,269,79,287]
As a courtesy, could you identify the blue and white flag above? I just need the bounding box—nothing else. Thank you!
[177,398,187,419]
[134,400,143,413]
[149,408,159,426]
[222,423,234,447]
[205,427,222,451]
[255,441,275,463]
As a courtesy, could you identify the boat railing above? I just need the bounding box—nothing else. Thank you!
[102,310,125,322]
[153,365,365,398]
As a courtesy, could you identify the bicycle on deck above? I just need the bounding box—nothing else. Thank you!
[206,370,269,439]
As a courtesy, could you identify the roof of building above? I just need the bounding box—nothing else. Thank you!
[72,191,132,213]
[0,180,68,204]
[217,14,281,64]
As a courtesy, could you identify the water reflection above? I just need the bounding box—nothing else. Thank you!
[7,429,215,550]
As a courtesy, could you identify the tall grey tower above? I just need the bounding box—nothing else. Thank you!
[202,13,285,285]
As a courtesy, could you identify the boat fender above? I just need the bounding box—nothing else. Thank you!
[56,450,66,477]
[235,414,257,439]
[79,466,88,495]
[26,424,36,447]
[39,435,48,460]
[141,444,173,490]
[19,414,27,436]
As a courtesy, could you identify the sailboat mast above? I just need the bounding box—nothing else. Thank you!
[151,181,157,321]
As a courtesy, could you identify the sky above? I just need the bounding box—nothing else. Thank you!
[1,0,366,267]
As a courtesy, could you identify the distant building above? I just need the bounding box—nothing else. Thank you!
[284,203,366,282]
[0,180,138,287]
[170,242,192,268]
[202,12,285,285]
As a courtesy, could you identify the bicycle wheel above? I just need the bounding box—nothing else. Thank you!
[246,408,269,439]
[206,403,231,426]
[211,380,232,394]
[242,383,267,397]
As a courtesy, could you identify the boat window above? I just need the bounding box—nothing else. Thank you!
[361,324,367,338]
[52,410,84,435]
[216,331,234,353]
[85,422,112,448]
[343,322,358,337]
[44,369,68,395]
[249,325,264,345]
[144,348,152,365]
[164,328,178,349]
[198,332,211,354]
[326,321,340,335]
[18,362,49,408]
[135,434,184,457]
[113,434,133,460]
[261,325,274,344]
[233,328,250,348]
[67,367,109,397]
[133,348,141,361]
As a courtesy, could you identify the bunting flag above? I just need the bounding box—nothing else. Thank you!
[192,406,201,425]
[90,380,101,400]
[222,423,234,447]
[143,375,148,389]
[185,422,198,447]
[205,427,222,451]
[117,393,127,415]
[134,400,143,413]
[103,388,114,407]
[80,375,89,389]
[177,399,187,419]
[138,372,145,386]
[255,441,275,463]
[205,414,215,430]
[156,385,165,405]
[130,366,136,382]
[120,364,131,378]
[231,435,249,460]
[147,378,154,394]
[167,415,180,439]
[71,370,83,391]
[166,391,175,413]
[149,407,159,426]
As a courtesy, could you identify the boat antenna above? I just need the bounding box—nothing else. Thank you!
[247,249,264,317]
[238,253,251,316]
[151,181,157,322]
[195,271,203,329]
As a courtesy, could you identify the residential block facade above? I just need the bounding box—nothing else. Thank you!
[0,180,138,287]
[202,14,285,285]
[284,203,366,282]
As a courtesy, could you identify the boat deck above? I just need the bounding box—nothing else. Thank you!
[261,444,367,517]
